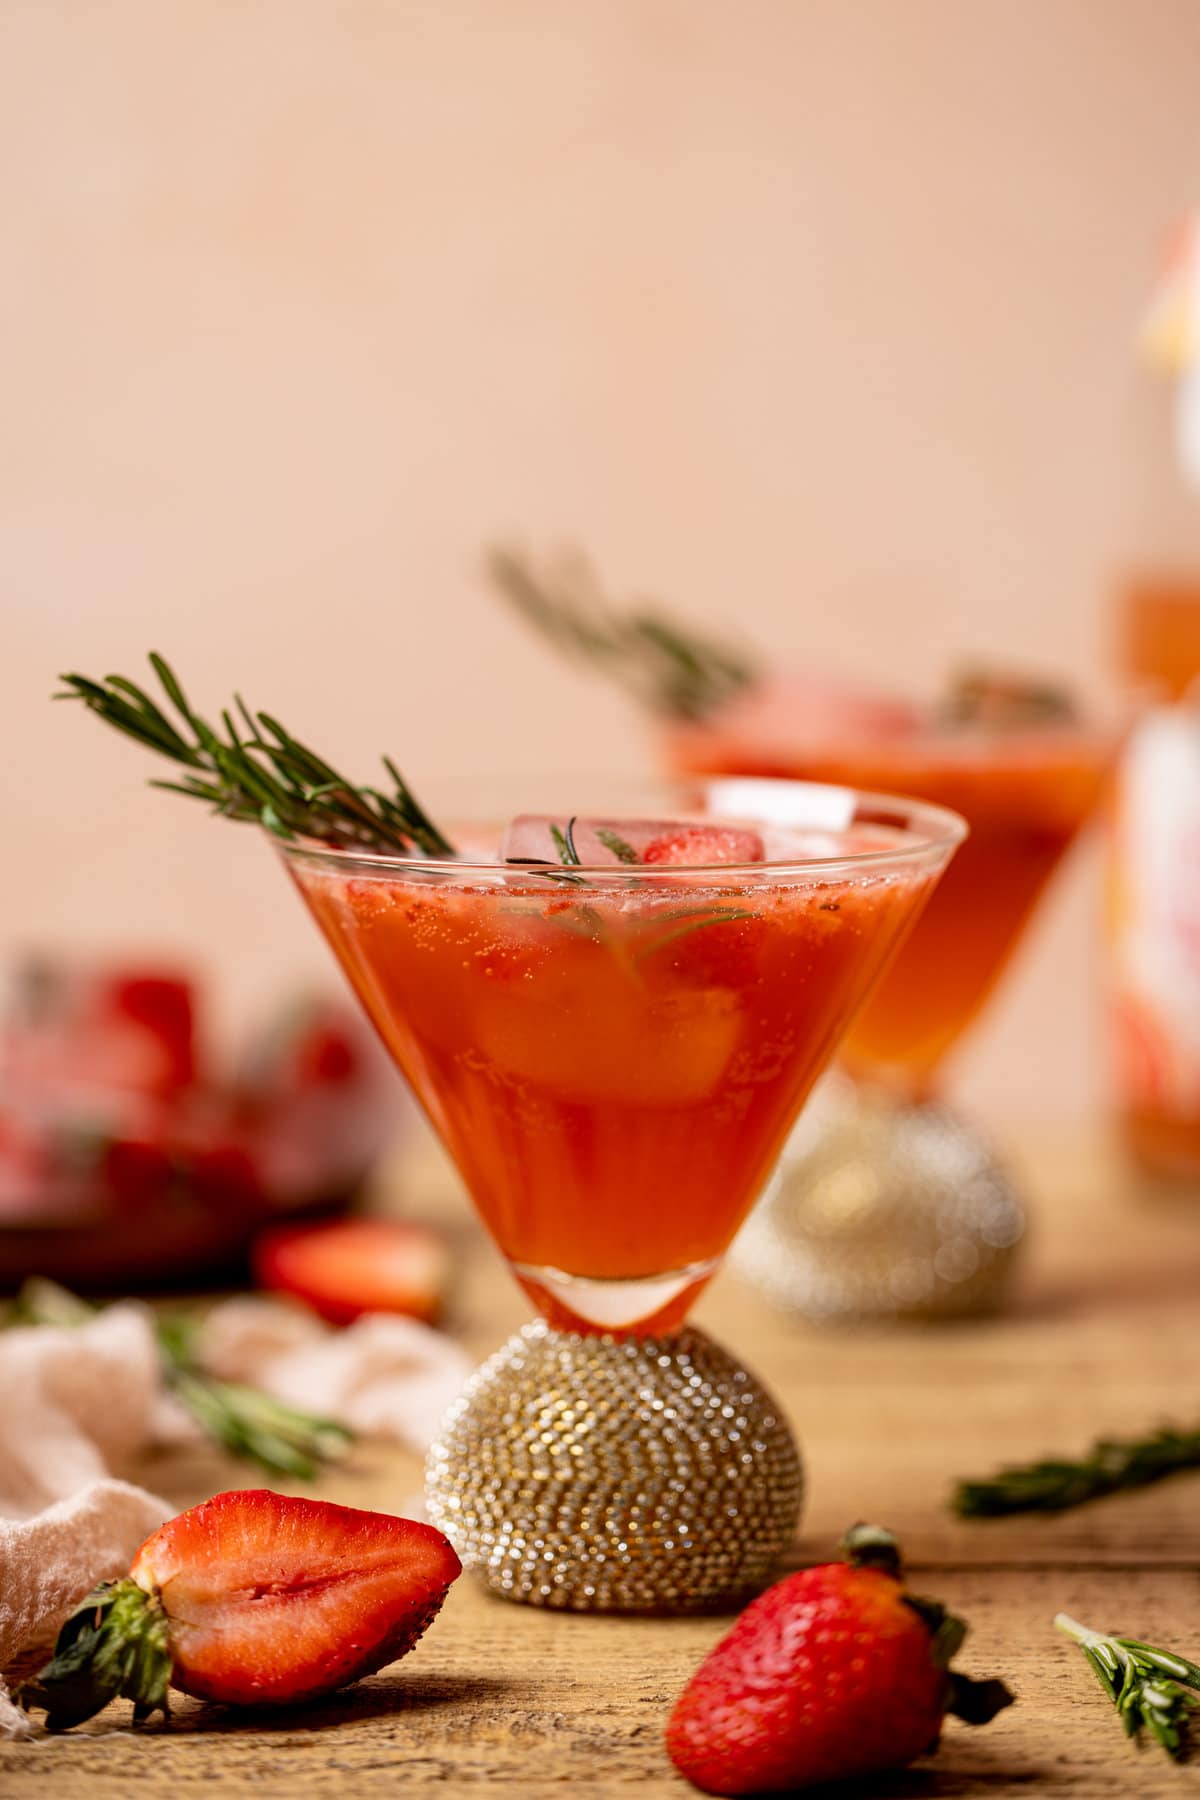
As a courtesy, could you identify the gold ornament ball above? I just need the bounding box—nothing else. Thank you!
[426,1321,803,1612]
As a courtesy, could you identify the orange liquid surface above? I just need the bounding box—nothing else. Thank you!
[665,725,1109,1095]
[292,861,933,1328]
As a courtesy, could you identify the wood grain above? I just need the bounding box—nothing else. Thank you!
[3,1127,1200,1797]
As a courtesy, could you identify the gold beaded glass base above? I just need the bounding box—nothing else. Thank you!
[425,1321,803,1611]
[731,1077,1025,1322]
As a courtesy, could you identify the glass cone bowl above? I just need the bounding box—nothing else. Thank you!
[280,777,964,1609]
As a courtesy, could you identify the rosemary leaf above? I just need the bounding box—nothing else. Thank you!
[596,827,639,863]
[58,655,456,857]
[1056,1613,1200,1760]
[12,1282,351,1481]
[637,906,754,962]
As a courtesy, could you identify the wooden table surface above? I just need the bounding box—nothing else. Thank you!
[4,1127,1200,1797]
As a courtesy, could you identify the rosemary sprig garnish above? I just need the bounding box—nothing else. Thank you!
[11,1279,351,1481]
[505,815,588,887]
[596,827,638,863]
[952,1424,1200,1517]
[57,654,455,857]
[941,668,1078,728]
[1056,1613,1200,1759]
[636,906,754,962]
[487,546,757,722]
[550,816,583,867]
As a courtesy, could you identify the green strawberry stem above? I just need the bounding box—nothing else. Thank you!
[840,1522,904,1578]
[945,1672,1018,1725]
[1055,1612,1200,1759]
[840,1524,1014,1728]
[19,1579,172,1731]
[952,1424,1200,1516]
[12,1280,351,1480]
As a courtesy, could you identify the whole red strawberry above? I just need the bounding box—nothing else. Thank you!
[21,1489,461,1729]
[665,1524,1013,1794]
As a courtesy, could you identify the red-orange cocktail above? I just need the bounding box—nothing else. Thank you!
[285,794,960,1333]
[59,650,969,1602]
[664,691,1111,1096]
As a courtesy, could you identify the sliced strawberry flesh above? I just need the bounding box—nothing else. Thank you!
[131,1489,461,1707]
[253,1216,449,1325]
[641,824,764,866]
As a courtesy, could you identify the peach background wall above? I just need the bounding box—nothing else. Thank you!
[3,0,1198,1122]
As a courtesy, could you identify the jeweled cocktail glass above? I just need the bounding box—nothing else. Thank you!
[663,694,1114,1320]
[281,780,963,1610]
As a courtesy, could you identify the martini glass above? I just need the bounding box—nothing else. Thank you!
[661,688,1114,1321]
[281,778,963,1610]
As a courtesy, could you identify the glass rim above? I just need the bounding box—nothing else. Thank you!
[276,777,968,883]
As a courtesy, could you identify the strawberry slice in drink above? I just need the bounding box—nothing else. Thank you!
[21,1488,461,1726]
[641,823,765,866]
[501,815,764,868]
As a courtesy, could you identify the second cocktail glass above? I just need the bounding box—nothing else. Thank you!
[490,549,1117,1322]
[663,699,1113,1321]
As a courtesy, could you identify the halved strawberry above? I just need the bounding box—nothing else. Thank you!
[253,1217,449,1325]
[21,1489,461,1727]
[641,824,764,866]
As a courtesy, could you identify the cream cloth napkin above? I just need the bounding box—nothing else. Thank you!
[0,1298,470,1738]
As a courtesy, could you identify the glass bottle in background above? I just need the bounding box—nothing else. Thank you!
[1109,219,1200,1183]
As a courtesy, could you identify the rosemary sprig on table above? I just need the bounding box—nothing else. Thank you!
[11,1279,351,1481]
[57,654,455,857]
[952,1424,1200,1517]
[1056,1613,1200,1759]
[487,546,757,723]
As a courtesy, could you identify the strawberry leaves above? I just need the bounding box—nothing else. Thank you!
[19,1580,172,1731]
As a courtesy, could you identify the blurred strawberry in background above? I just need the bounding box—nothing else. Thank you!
[0,959,407,1289]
